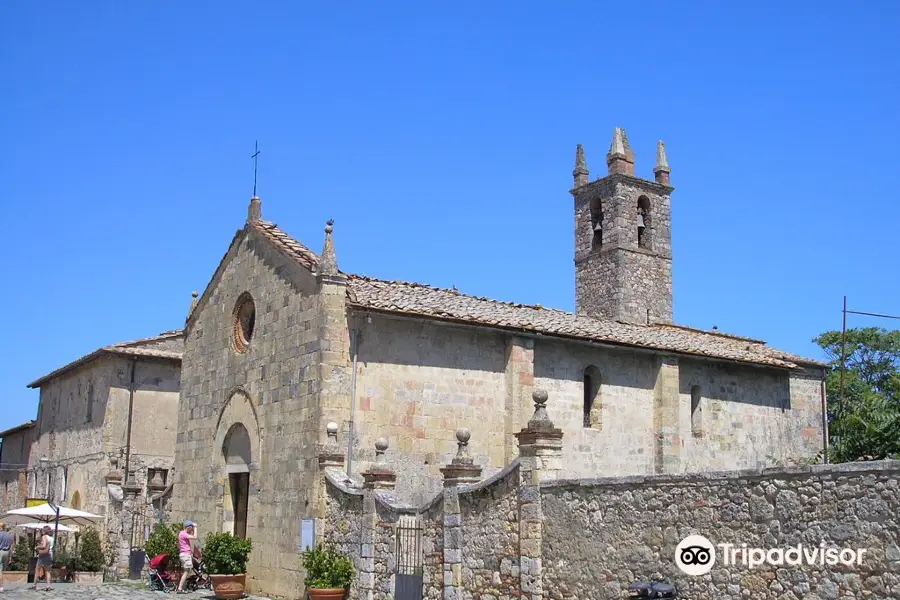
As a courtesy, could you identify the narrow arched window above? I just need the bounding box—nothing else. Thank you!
[690,385,702,437]
[583,366,602,429]
[637,196,651,249]
[590,198,603,250]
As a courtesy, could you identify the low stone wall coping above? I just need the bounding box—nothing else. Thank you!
[542,459,900,490]
[324,467,364,496]
[458,458,520,495]
[374,489,419,511]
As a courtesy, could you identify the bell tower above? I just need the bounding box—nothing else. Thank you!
[570,128,674,325]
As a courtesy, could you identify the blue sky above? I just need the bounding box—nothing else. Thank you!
[1,2,898,431]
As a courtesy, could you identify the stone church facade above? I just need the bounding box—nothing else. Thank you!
[170,128,827,599]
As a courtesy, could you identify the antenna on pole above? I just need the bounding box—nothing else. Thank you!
[251,140,261,197]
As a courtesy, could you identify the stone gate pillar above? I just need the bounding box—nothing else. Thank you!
[439,429,483,600]
[120,479,143,579]
[316,422,345,547]
[514,389,563,600]
[360,439,396,600]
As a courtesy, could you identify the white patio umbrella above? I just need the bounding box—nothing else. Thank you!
[2,503,101,528]
[17,522,78,533]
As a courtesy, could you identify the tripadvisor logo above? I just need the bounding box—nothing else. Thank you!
[675,535,868,575]
[675,535,716,576]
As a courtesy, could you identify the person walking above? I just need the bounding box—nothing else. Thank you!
[175,521,198,594]
[33,526,53,592]
[0,521,13,593]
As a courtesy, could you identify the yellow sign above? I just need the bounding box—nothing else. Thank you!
[26,498,47,507]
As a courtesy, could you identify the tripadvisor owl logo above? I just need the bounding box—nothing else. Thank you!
[675,534,716,576]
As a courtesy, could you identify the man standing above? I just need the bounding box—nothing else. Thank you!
[175,521,198,594]
[0,521,13,593]
[32,525,53,592]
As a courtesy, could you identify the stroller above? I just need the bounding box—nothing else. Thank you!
[147,553,178,592]
[147,548,210,593]
[189,546,212,591]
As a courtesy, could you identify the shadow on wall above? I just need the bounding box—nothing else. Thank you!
[356,315,507,372]
[244,229,319,297]
[533,339,659,391]
[678,359,792,410]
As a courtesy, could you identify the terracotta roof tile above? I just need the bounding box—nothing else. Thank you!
[251,220,319,270]
[27,330,184,388]
[345,276,823,369]
[247,222,826,370]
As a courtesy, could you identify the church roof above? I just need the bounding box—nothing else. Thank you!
[345,277,820,369]
[27,329,183,389]
[251,221,824,370]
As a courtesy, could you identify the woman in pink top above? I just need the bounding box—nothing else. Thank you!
[176,521,198,594]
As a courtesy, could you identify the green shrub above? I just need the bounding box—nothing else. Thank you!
[202,533,252,575]
[9,539,33,571]
[79,528,104,572]
[52,543,79,572]
[302,543,353,589]
[144,523,182,559]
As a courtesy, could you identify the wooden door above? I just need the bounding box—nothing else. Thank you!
[229,472,249,539]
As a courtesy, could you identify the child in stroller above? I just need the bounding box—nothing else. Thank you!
[148,548,210,593]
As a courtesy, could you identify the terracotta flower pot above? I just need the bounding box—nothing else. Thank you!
[210,573,247,600]
[307,587,347,600]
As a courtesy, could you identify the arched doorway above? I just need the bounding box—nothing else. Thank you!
[223,423,251,539]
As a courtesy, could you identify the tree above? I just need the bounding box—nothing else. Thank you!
[814,326,900,462]
[79,527,105,573]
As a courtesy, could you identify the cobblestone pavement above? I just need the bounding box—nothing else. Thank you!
[0,582,272,599]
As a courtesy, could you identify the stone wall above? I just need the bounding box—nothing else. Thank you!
[541,461,900,600]
[320,392,899,600]
[534,341,825,479]
[421,496,444,600]
[172,227,323,599]
[346,316,824,505]
[534,339,657,478]
[458,466,520,600]
[351,314,509,505]
[0,425,35,514]
[678,361,825,472]
[323,474,363,600]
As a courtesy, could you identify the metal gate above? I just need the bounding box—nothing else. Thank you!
[395,514,423,600]
[129,502,148,579]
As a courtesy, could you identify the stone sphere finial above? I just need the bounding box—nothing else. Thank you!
[455,428,471,444]
[326,422,339,436]
[375,438,388,452]
[527,388,553,429]
[325,219,334,234]
[191,291,198,299]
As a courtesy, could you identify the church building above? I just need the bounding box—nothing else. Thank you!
[170,128,827,598]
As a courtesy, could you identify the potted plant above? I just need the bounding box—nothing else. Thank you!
[203,532,253,600]
[4,539,33,584]
[302,543,353,600]
[75,527,105,583]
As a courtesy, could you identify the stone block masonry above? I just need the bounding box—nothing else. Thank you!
[321,390,900,600]
[542,461,900,599]
[172,227,324,599]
